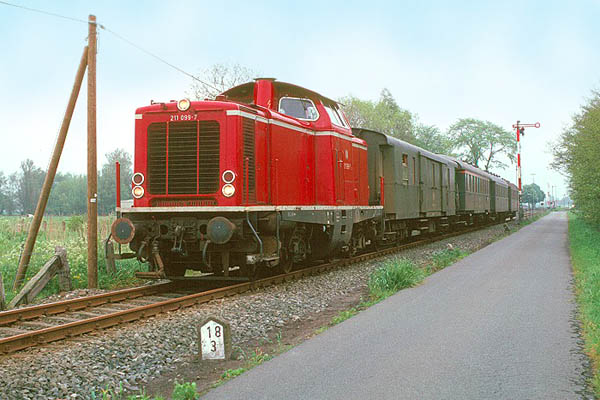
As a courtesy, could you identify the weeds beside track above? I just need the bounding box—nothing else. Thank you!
[568,211,600,396]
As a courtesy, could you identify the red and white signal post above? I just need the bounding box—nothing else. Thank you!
[512,120,540,193]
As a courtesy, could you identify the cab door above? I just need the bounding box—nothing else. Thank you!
[333,140,344,204]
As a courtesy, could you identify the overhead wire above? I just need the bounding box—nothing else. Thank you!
[0,0,88,24]
[98,25,220,92]
[0,0,220,92]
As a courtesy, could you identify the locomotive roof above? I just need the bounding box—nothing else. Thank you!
[222,80,340,106]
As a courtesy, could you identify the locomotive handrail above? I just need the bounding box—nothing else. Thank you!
[245,157,250,205]
[246,212,263,257]
[202,240,211,268]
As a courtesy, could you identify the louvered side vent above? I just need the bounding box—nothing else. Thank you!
[242,118,256,203]
[147,123,167,194]
[168,121,198,194]
[198,121,220,194]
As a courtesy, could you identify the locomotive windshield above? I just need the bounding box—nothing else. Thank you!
[324,103,349,128]
[278,97,319,121]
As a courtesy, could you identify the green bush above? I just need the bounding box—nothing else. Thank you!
[66,215,85,233]
[429,248,467,273]
[172,381,199,400]
[368,258,424,299]
[552,90,600,224]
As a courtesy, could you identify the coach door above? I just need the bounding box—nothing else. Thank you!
[441,164,447,213]
[420,155,443,216]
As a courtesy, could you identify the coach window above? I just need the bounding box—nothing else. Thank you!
[279,97,319,121]
[402,154,408,167]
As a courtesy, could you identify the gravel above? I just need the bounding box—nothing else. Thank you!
[0,222,514,399]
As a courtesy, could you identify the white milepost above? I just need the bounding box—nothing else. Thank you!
[199,317,231,360]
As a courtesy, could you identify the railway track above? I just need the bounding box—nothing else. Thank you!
[0,221,507,354]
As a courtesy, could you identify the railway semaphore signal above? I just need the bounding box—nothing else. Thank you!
[512,120,540,193]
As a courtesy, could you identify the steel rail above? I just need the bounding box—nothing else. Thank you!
[0,282,177,326]
[0,221,505,354]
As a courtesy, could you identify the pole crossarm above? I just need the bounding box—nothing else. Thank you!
[512,122,540,129]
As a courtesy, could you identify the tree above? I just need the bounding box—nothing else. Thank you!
[5,172,19,215]
[521,183,545,208]
[16,159,45,215]
[447,118,516,171]
[551,90,600,223]
[98,149,133,215]
[47,173,87,215]
[339,89,415,141]
[413,123,454,154]
[188,63,260,100]
[0,171,14,215]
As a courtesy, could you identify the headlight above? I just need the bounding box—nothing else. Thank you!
[177,98,191,111]
[132,185,144,199]
[222,170,236,183]
[132,172,144,185]
[222,184,235,197]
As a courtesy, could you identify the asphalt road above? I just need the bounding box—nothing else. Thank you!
[203,212,588,399]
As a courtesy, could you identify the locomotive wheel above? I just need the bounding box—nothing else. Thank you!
[241,262,260,280]
[158,253,186,277]
[281,261,293,274]
[164,263,186,277]
[280,250,294,274]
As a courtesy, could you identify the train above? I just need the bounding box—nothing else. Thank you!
[110,79,518,279]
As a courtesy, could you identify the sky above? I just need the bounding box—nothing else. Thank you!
[1,0,599,200]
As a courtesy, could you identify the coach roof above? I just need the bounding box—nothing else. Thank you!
[440,155,508,186]
[353,128,451,165]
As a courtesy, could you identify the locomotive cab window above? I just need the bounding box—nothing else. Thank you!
[279,97,319,121]
[324,103,349,128]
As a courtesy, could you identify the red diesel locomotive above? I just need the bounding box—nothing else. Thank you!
[111,79,382,278]
[110,79,516,279]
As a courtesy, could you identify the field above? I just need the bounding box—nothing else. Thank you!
[0,215,143,305]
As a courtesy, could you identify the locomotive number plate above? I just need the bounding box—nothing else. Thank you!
[170,114,197,121]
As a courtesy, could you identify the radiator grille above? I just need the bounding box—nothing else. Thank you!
[147,121,220,195]
[242,118,256,203]
[168,122,197,194]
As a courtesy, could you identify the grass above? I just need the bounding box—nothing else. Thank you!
[0,215,144,305]
[91,381,198,400]
[568,211,600,395]
[217,347,274,385]
[367,258,426,299]
[319,248,469,332]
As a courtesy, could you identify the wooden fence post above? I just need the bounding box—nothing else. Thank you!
[105,240,117,274]
[55,246,72,292]
[0,273,6,311]
[8,246,73,308]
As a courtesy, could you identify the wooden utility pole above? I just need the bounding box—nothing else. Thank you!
[87,15,98,288]
[13,46,89,290]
